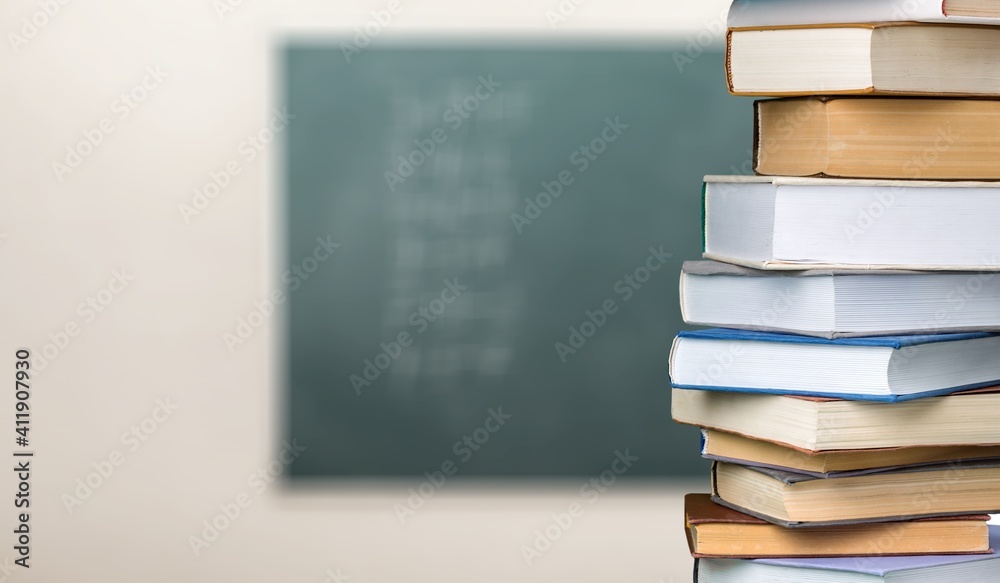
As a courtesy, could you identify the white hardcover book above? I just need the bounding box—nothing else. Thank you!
[702,175,1000,270]
[726,25,1000,96]
[680,260,1000,338]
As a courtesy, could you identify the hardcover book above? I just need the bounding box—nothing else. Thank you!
[728,0,1000,28]
[727,24,1000,96]
[685,493,991,558]
[711,460,1000,527]
[697,526,1000,582]
[672,386,1000,451]
[680,260,1000,338]
[754,98,1000,179]
[669,328,1000,401]
[702,175,1000,270]
[701,429,1000,478]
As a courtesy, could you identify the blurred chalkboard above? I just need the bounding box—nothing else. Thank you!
[284,44,754,477]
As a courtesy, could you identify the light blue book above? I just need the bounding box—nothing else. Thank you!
[669,328,1000,402]
[697,525,1000,582]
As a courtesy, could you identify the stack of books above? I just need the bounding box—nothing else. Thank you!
[669,0,1000,580]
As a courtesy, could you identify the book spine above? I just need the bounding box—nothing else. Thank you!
[724,28,736,94]
[710,460,720,497]
[751,100,761,174]
[700,181,708,253]
[679,272,690,323]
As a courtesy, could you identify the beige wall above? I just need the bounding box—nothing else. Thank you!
[0,1,726,581]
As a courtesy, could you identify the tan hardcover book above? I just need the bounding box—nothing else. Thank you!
[671,387,1000,452]
[702,429,1000,476]
[726,23,1000,96]
[711,460,1000,527]
[753,97,1000,179]
[685,493,991,558]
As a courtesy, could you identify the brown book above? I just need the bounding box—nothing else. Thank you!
[753,97,1000,179]
[685,493,991,558]
[702,429,1000,477]
[726,23,1000,96]
[712,460,1000,527]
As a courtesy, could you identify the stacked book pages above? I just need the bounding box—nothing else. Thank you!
[670,0,1000,581]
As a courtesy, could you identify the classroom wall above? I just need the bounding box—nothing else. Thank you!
[1,1,730,581]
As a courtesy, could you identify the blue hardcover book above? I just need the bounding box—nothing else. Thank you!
[669,328,1000,402]
[696,525,1000,582]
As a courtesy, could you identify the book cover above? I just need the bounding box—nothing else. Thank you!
[754,97,1000,177]
[711,461,1000,527]
[727,0,1000,28]
[752,526,1000,575]
[685,493,991,558]
[671,329,1000,402]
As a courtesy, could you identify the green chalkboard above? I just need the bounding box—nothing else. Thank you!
[284,44,754,477]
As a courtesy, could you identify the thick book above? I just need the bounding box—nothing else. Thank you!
[702,175,1000,270]
[701,429,1000,478]
[680,260,1000,338]
[669,328,1000,402]
[685,493,991,558]
[696,525,1000,583]
[754,98,1000,179]
[671,386,1000,452]
[728,0,1000,28]
[727,24,1000,96]
[711,460,1000,527]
